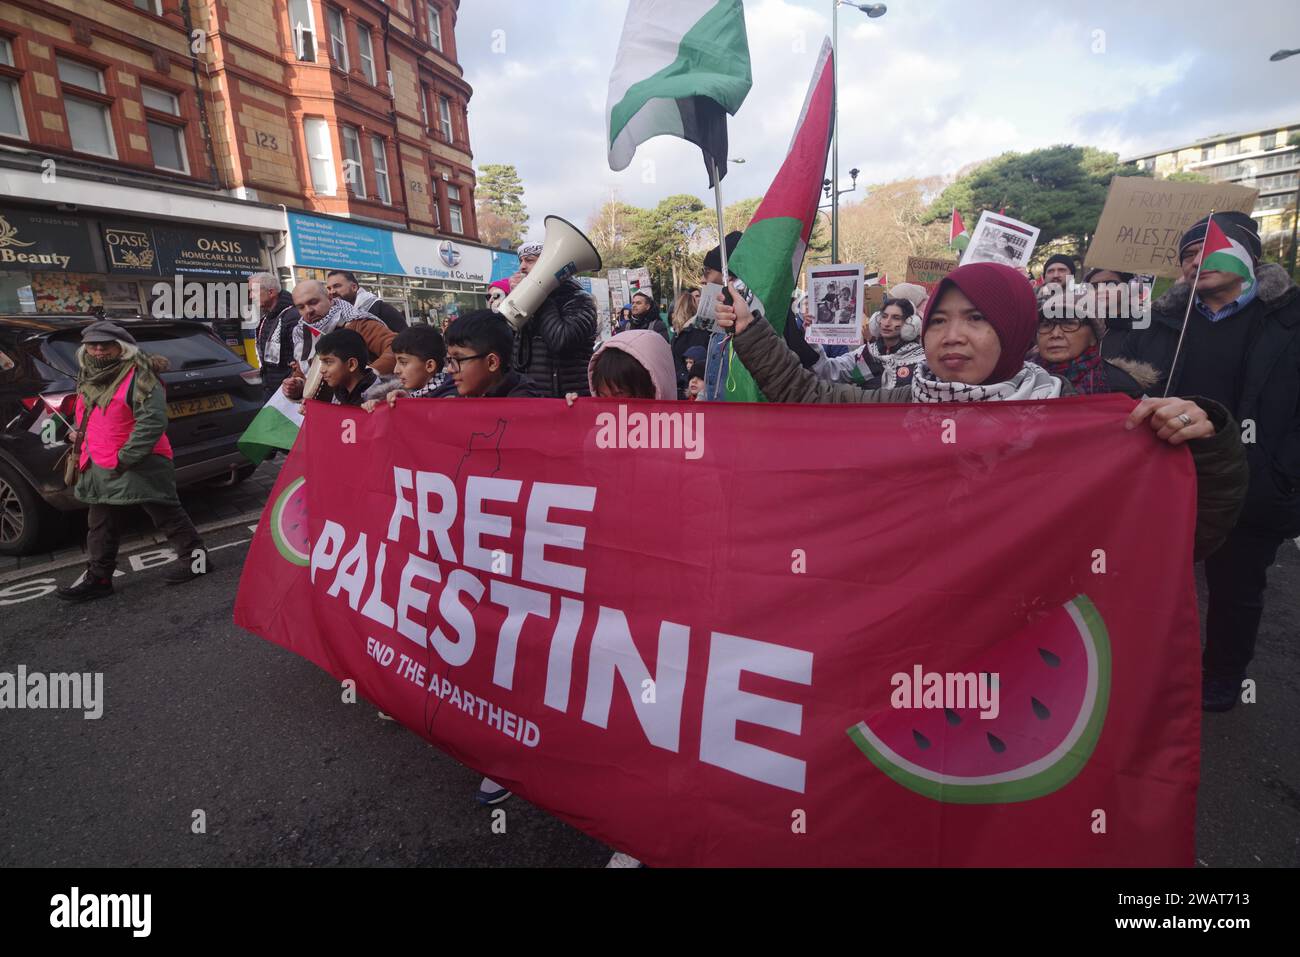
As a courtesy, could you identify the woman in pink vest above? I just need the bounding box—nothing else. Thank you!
[56,321,208,602]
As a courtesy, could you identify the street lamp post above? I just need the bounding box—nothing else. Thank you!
[1269,49,1299,274]
[831,2,886,263]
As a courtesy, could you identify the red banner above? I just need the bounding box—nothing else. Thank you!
[234,395,1201,866]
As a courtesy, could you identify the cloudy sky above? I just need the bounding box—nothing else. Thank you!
[455,0,1300,239]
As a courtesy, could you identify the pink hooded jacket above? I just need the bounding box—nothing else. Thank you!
[587,330,678,400]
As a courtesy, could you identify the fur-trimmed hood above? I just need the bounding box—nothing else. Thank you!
[1106,356,1159,390]
[1154,262,1296,315]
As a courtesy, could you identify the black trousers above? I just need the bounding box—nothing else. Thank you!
[86,502,204,581]
[1203,525,1287,678]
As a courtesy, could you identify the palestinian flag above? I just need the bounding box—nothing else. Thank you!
[237,389,304,465]
[606,0,752,185]
[722,37,834,402]
[950,208,970,252]
[1199,215,1256,294]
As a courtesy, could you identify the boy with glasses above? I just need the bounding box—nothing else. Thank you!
[444,310,545,399]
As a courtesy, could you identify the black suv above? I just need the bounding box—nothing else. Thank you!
[0,315,265,554]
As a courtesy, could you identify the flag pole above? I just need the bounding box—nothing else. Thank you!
[710,155,729,281]
[1162,209,1213,398]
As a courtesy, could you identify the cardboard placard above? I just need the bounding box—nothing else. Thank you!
[862,284,886,314]
[1084,176,1258,278]
[905,256,958,291]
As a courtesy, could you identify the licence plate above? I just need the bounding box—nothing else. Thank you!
[167,394,233,418]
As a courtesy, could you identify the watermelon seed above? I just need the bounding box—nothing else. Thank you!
[986,733,1007,753]
[1031,697,1051,720]
[944,708,961,726]
[912,730,931,750]
[1038,647,1061,668]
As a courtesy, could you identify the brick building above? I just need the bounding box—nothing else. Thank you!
[0,0,506,334]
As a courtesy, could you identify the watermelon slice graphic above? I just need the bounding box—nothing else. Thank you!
[270,475,310,567]
[847,595,1110,804]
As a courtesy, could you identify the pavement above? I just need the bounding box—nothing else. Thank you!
[0,462,1296,867]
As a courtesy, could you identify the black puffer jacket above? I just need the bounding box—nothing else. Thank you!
[1107,262,1300,537]
[513,278,597,397]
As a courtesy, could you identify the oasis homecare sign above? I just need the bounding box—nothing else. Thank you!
[0,208,97,273]
[101,223,264,276]
[287,212,517,284]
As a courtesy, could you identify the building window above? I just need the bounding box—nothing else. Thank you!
[1261,133,1277,151]
[326,7,349,71]
[133,0,162,13]
[57,57,116,158]
[419,84,429,128]
[340,124,365,197]
[1141,158,1155,173]
[303,117,336,195]
[1225,140,1241,156]
[432,179,441,228]
[357,24,377,84]
[1201,146,1213,161]
[447,183,463,233]
[371,136,391,205]
[0,38,26,140]
[288,0,317,62]
[141,86,187,173]
[437,94,453,142]
[427,4,443,52]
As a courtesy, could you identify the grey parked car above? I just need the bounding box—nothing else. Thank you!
[0,315,265,555]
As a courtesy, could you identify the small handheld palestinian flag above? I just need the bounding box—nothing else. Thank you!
[950,208,969,252]
[1198,215,1256,294]
[606,0,752,186]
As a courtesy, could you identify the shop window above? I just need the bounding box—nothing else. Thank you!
[288,0,317,63]
[371,135,391,205]
[447,183,463,234]
[357,24,377,85]
[427,3,443,52]
[57,57,115,158]
[326,7,349,71]
[341,124,365,197]
[303,117,336,195]
[142,85,187,173]
[0,38,26,140]
[438,94,453,142]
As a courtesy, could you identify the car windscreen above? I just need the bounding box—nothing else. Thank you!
[41,325,245,376]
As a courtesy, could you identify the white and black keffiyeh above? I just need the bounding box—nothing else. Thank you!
[291,298,373,365]
[910,361,1063,403]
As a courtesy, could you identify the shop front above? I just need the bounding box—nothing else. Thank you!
[286,212,519,329]
[0,206,102,314]
[0,203,270,353]
[100,221,266,351]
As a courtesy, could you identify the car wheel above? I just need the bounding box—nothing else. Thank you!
[0,461,59,556]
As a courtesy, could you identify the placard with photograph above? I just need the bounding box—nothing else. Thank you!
[805,263,865,346]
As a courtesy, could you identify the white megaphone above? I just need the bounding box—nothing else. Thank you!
[499,215,602,331]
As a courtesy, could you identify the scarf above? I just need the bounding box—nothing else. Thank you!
[867,339,924,389]
[353,287,380,315]
[77,350,160,411]
[910,360,1063,403]
[1042,343,1107,395]
[291,298,372,365]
